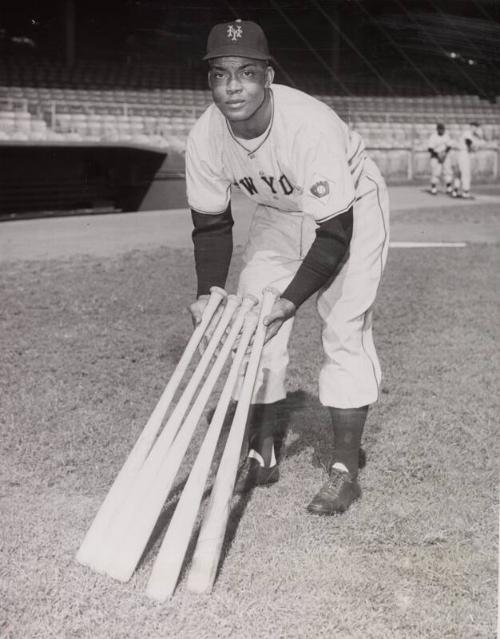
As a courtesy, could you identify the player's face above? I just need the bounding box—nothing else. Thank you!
[208,57,273,124]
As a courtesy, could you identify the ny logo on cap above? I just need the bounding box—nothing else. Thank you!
[227,24,243,41]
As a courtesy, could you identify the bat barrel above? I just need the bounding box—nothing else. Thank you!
[146,298,259,601]
[75,286,226,571]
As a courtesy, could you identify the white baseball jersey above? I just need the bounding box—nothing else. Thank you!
[427,131,451,154]
[187,83,390,408]
[457,127,481,152]
[186,84,366,222]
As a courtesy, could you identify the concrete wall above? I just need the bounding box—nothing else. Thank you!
[370,146,499,184]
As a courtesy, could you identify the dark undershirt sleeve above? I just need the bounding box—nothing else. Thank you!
[191,205,234,297]
[281,208,353,309]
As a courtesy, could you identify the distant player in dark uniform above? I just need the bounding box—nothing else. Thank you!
[187,20,390,515]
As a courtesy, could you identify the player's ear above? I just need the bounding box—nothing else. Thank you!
[264,65,274,88]
[207,70,213,90]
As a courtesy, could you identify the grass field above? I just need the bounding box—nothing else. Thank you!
[1,202,498,638]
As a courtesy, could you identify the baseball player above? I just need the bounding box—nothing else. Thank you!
[427,123,452,195]
[187,20,390,515]
[451,122,483,199]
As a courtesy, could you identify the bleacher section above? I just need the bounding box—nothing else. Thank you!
[0,61,208,91]
[1,60,499,147]
[0,85,208,151]
[0,61,498,215]
[1,85,499,150]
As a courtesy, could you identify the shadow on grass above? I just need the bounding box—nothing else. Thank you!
[214,389,375,581]
[277,390,369,471]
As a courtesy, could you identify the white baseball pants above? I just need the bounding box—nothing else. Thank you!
[456,150,472,192]
[430,156,452,187]
[236,159,390,409]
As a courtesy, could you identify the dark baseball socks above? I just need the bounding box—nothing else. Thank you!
[234,402,369,515]
[307,406,368,515]
[234,401,282,493]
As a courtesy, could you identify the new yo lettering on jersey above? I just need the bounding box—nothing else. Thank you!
[235,173,294,196]
[231,171,299,211]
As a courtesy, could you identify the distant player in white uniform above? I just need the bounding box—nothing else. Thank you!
[187,20,390,515]
[427,123,452,195]
[451,122,483,199]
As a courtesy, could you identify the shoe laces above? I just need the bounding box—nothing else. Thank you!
[319,467,353,498]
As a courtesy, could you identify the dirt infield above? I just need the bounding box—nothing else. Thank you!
[1,184,499,262]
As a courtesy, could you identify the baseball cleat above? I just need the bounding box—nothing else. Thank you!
[430,186,437,195]
[307,465,361,515]
[234,457,280,493]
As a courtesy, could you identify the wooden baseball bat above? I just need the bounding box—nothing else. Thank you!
[85,290,236,574]
[146,303,259,601]
[76,286,226,571]
[186,287,279,594]
[102,295,244,582]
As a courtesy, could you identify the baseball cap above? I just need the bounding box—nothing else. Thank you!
[203,19,270,61]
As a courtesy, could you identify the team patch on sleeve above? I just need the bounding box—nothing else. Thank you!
[308,174,334,205]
